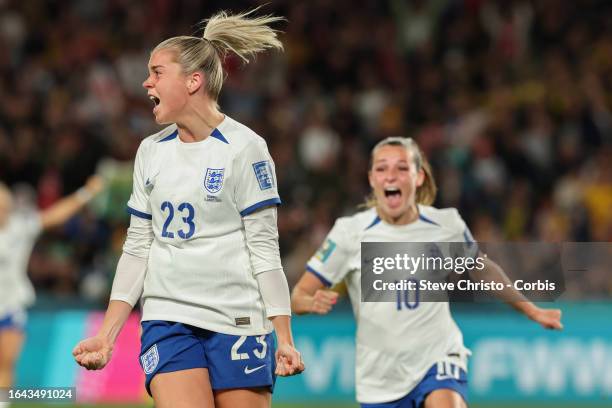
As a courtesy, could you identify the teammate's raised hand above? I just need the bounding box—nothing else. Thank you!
[311,289,338,314]
[528,307,563,330]
[275,343,305,376]
[73,336,113,370]
[84,174,105,196]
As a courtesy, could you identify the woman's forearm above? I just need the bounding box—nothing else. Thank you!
[270,315,295,345]
[97,300,134,344]
[471,256,535,315]
[290,286,315,315]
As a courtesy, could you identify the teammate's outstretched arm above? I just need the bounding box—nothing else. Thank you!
[291,272,339,315]
[470,256,563,330]
[40,175,104,230]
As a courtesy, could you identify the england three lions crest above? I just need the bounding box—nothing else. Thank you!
[141,344,159,374]
[204,168,225,194]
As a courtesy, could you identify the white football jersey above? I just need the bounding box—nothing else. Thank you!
[307,205,473,404]
[0,209,41,316]
[127,116,280,335]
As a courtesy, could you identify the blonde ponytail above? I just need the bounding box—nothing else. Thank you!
[153,7,284,101]
[202,8,284,63]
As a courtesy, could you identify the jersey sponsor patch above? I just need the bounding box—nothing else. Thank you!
[204,168,225,194]
[252,161,274,190]
[141,344,159,374]
[315,238,337,263]
[235,317,251,326]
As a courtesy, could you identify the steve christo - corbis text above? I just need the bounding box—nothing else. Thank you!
[372,278,557,292]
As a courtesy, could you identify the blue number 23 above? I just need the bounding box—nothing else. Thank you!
[160,201,196,239]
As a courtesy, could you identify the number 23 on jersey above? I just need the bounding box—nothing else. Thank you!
[160,201,196,239]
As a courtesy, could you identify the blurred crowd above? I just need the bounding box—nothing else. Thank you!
[0,0,609,302]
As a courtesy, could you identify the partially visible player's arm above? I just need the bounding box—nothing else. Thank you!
[291,271,338,315]
[40,175,104,230]
[73,215,152,370]
[470,256,563,330]
[243,206,304,376]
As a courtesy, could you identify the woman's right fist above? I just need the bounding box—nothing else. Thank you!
[72,336,113,370]
[311,289,339,314]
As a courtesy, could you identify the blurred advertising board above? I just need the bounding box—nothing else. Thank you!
[16,303,612,404]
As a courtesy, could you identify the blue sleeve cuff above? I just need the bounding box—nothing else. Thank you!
[127,206,152,220]
[306,265,332,287]
[240,197,281,217]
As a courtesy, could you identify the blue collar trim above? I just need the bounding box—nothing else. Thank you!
[158,130,178,143]
[365,215,381,230]
[211,128,229,144]
[419,214,440,226]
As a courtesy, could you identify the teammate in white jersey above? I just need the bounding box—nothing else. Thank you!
[0,176,103,403]
[73,9,303,408]
[291,137,563,408]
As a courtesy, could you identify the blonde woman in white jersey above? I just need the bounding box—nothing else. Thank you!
[0,176,103,408]
[73,9,303,408]
[292,137,562,408]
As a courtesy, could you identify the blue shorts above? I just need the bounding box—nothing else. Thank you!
[139,321,276,396]
[0,310,27,332]
[361,362,468,408]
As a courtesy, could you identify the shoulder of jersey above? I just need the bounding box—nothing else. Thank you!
[136,125,178,154]
[219,116,269,155]
[418,205,465,233]
[137,118,265,154]
[335,207,379,237]
[143,124,178,144]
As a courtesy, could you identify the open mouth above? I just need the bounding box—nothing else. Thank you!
[149,95,161,107]
[383,187,403,207]
[384,187,401,199]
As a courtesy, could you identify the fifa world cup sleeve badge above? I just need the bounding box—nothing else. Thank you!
[315,238,337,263]
[252,161,274,190]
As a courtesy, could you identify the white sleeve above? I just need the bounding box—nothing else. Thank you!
[243,206,289,317]
[242,206,282,274]
[18,209,42,239]
[450,209,479,259]
[122,215,153,259]
[113,214,152,306]
[255,268,291,317]
[234,139,281,217]
[126,140,152,220]
[306,218,353,287]
[109,252,147,307]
